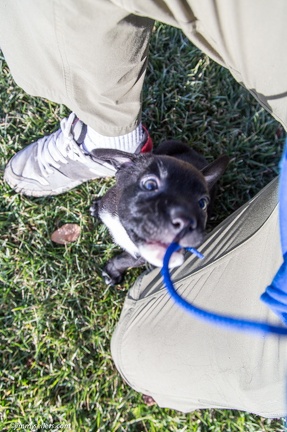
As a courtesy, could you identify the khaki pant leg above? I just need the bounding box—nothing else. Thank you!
[111,179,287,417]
[2,1,287,131]
[114,0,287,130]
[0,0,154,135]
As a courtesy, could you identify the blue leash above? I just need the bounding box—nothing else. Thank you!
[161,244,287,336]
[260,138,287,325]
[161,138,287,337]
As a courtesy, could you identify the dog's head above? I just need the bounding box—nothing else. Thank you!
[91,147,228,267]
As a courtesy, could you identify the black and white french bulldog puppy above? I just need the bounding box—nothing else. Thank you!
[90,140,229,285]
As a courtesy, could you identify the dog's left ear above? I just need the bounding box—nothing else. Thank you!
[201,155,229,190]
[91,148,136,171]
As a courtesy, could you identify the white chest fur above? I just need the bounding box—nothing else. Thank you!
[99,210,139,258]
[99,210,184,269]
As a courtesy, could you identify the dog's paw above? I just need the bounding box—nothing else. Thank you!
[101,252,141,286]
[102,265,123,286]
[89,198,100,219]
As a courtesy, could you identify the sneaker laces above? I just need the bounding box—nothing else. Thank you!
[36,113,88,179]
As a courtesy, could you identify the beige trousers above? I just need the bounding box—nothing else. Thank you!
[1,0,287,133]
[111,179,287,417]
[1,0,286,416]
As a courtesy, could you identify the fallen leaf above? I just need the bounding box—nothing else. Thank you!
[51,223,81,245]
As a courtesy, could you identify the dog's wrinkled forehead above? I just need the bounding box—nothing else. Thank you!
[127,154,196,176]
[144,155,207,189]
[143,157,168,179]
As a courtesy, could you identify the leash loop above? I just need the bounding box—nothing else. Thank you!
[161,243,287,336]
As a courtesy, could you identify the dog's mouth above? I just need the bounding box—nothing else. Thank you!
[130,227,203,268]
[138,240,184,268]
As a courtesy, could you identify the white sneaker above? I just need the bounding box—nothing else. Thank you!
[4,113,152,197]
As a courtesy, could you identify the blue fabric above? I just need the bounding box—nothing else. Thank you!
[260,139,287,324]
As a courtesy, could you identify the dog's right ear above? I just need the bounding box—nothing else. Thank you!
[201,155,229,190]
[90,148,136,171]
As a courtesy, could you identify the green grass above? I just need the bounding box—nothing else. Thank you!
[0,23,285,431]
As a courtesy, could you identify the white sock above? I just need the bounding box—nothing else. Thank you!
[84,123,143,154]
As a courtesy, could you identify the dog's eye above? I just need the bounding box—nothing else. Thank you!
[198,197,209,210]
[141,177,159,191]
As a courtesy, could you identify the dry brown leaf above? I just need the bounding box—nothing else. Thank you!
[51,223,81,245]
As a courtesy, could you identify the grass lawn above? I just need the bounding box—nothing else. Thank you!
[0,23,285,431]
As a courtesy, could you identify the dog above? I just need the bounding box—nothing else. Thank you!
[90,140,229,285]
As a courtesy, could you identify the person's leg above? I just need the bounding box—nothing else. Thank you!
[111,178,287,417]
[113,0,287,130]
[0,0,154,135]
[0,0,154,196]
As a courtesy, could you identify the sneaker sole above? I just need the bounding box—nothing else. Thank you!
[4,162,114,197]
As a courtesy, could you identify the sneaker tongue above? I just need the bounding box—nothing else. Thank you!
[72,118,87,145]
[140,133,153,153]
[140,125,153,153]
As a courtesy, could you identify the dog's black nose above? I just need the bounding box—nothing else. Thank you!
[170,207,196,235]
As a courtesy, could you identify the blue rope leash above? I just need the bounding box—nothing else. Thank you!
[161,138,287,337]
[161,243,287,336]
